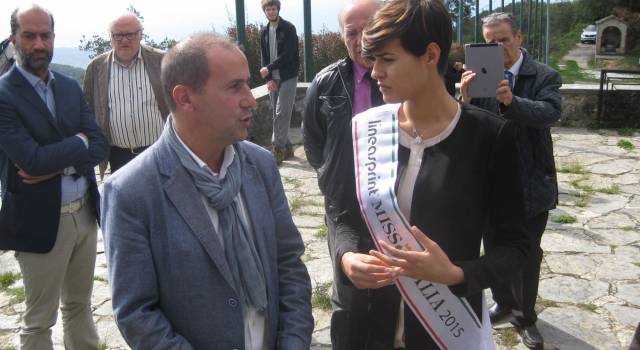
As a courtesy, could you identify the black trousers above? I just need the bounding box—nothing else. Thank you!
[109,146,148,173]
[486,211,549,327]
[325,214,400,350]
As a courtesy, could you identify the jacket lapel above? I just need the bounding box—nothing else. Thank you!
[158,134,237,291]
[8,67,60,134]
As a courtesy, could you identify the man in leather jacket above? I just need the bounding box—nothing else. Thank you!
[303,1,399,349]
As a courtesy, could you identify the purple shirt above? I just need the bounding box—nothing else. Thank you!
[352,62,373,115]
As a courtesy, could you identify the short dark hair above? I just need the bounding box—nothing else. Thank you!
[482,12,520,35]
[362,0,452,76]
[261,0,281,11]
[161,33,237,111]
[10,5,55,36]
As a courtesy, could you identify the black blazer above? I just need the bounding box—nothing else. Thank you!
[0,66,108,253]
[260,17,300,82]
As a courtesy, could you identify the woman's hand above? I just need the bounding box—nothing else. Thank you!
[370,226,465,286]
[341,252,397,289]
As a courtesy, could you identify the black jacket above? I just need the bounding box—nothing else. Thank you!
[260,17,299,82]
[471,51,562,218]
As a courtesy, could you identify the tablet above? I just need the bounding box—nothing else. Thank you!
[464,43,504,98]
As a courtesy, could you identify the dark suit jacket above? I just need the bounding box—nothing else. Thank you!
[102,126,313,349]
[0,66,108,253]
[471,51,562,218]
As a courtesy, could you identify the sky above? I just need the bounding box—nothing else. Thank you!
[0,0,524,48]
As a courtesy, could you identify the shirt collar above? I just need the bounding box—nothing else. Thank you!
[171,121,235,179]
[508,48,524,76]
[353,62,370,84]
[16,63,54,88]
[112,47,143,68]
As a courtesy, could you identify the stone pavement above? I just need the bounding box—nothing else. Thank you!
[0,127,638,349]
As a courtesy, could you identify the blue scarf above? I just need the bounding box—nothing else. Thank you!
[165,119,267,311]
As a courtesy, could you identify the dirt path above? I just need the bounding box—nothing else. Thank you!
[563,43,596,69]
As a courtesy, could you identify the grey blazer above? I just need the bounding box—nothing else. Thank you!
[101,128,313,349]
[83,45,169,177]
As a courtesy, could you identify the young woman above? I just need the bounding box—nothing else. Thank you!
[340,0,530,348]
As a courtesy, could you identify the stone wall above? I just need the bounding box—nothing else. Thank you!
[248,83,639,146]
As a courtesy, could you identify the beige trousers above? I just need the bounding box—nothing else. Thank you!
[16,200,99,350]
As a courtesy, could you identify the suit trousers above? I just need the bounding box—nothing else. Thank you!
[269,76,297,149]
[16,198,99,350]
[487,211,549,327]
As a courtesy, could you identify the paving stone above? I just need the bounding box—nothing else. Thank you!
[538,307,620,349]
[586,212,636,229]
[96,316,129,349]
[587,228,640,246]
[0,252,19,275]
[541,230,611,254]
[544,253,599,277]
[589,159,639,176]
[583,193,630,216]
[593,251,640,282]
[538,276,609,304]
[615,282,640,307]
[304,256,333,288]
[0,313,19,331]
[603,304,640,328]
[293,215,325,229]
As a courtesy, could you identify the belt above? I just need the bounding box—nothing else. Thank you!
[61,193,89,214]
[112,145,148,155]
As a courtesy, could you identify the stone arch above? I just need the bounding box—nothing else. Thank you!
[601,26,622,52]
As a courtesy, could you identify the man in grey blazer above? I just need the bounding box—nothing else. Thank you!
[84,13,169,177]
[101,32,313,349]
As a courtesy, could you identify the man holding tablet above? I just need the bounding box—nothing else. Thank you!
[460,11,562,350]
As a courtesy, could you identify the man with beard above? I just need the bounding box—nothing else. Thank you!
[303,1,392,348]
[0,5,108,349]
[259,0,299,164]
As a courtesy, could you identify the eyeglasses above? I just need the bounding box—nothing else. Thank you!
[111,30,141,42]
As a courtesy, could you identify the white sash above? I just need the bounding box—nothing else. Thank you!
[352,104,494,350]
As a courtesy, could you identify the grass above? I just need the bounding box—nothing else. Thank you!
[301,254,313,263]
[98,340,107,350]
[288,197,323,215]
[557,163,587,174]
[617,128,637,137]
[596,184,620,195]
[633,262,640,268]
[553,214,577,224]
[549,24,597,84]
[94,276,108,283]
[7,287,25,304]
[621,226,634,232]
[0,272,21,290]
[314,225,328,239]
[557,60,595,84]
[537,298,560,309]
[282,177,302,188]
[577,303,598,313]
[617,139,635,151]
[311,282,332,311]
[569,174,594,207]
[494,328,520,347]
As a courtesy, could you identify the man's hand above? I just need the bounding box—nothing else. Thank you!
[17,167,62,185]
[341,252,396,289]
[267,80,278,92]
[260,67,269,79]
[496,79,513,106]
[459,70,475,103]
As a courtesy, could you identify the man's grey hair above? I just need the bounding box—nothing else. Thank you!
[10,4,55,35]
[108,12,143,33]
[161,32,237,111]
[338,0,382,34]
[482,12,520,34]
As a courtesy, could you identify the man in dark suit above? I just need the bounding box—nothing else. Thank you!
[102,33,313,349]
[0,5,108,349]
[460,12,562,350]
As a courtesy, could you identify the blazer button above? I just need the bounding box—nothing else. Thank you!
[227,298,238,308]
